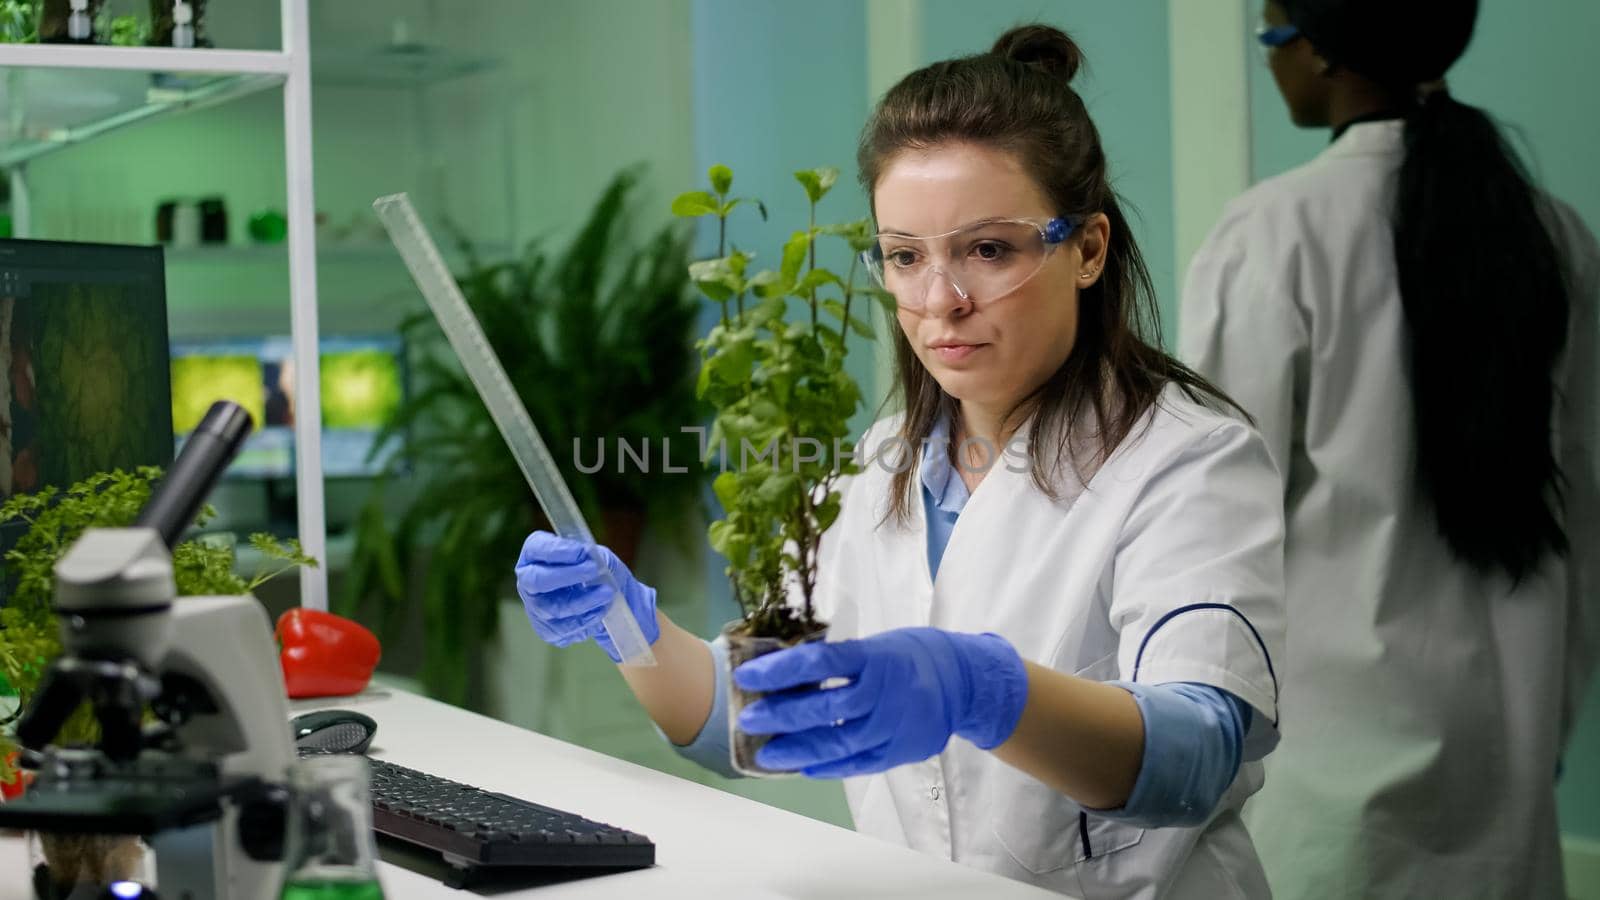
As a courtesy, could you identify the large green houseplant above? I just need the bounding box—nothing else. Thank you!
[342,168,705,707]
[672,164,884,774]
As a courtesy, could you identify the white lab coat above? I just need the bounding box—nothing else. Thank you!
[1181,120,1600,899]
[807,387,1286,899]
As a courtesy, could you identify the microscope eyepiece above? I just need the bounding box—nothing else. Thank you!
[136,401,254,548]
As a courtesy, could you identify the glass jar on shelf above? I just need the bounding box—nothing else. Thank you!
[38,0,103,44]
[148,0,207,48]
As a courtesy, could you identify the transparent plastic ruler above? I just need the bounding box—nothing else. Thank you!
[374,193,656,666]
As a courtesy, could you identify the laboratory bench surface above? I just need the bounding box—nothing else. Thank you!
[0,687,1057,898]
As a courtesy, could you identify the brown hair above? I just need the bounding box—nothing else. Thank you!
[858,24,1247,520]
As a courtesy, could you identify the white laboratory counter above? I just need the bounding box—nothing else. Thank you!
[0,687,1056,899]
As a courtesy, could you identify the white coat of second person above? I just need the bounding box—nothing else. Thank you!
[1182,1,1599,896]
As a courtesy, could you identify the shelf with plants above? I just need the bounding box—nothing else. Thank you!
[0,0,331,611]
[0,43,289,73]
[0,2,293,167]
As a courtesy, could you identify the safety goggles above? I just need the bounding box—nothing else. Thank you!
[1255,23,1301,62]
[861,216,1077,314]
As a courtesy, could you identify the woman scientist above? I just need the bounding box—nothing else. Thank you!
[1181,1,1598,897]
[519,25,1287,897]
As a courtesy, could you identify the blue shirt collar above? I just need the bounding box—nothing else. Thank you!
[920,413,972,514]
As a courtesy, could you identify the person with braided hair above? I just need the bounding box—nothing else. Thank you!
[1184,2,1598,896]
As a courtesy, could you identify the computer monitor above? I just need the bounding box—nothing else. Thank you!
[0,238,173,502]
[169,334,407,480]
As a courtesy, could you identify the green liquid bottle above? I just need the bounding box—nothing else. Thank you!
[279,757,387,900]
[281,877,386,900]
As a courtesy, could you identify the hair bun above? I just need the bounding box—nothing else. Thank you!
[991,24,1085,83]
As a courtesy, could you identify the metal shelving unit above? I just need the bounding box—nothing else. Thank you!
[0,68,282,168]
[0,0,330,611]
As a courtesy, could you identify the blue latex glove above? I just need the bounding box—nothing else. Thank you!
[514,531,659,663]
[734,627,1029,778]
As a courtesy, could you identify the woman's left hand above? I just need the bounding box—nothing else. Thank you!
[734,627,1029,778]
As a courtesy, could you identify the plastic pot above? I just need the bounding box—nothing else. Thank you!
[722,617,827,777]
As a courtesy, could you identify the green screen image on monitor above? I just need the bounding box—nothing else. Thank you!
[0,239,172,503]
[320,348,402,430]
[168,335,406,479]
[170,354,267,433]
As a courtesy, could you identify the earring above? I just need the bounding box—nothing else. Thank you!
[1080,270,1098,280]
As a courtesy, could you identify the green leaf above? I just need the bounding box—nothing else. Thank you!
[794,167,839,204]
[706,419,726,459]
[689,257,742,301]
[758,472,800,505]
[848,314,876,339]
[766,366,795,404]
[867,286,899,316]
[705,340,755,389]
[712,472,741,511]
[688,258,727,282]
[693,278,734,303]
[797,268,844,296]
[708,519,734,555]
[748,269,786,299]
[750,398,783,424]
[781,231,810,284]
[695,360,713,399]
[838,218,879,252]
[720,197,769,222]
[672,191,720,218]
[816,491,842,531]
[749,295,789,326]
[818,218,875,250]
[709,164,733,195]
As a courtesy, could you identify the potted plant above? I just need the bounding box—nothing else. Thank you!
[0,0,38,42]
[99,7,146,46]
[0,466,315,895]
[0,1,143,46]
[671,164,882,775]
[342,167,705,708]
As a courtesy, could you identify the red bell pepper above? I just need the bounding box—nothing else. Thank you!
[275,608,382,699]
[1,750,30,801]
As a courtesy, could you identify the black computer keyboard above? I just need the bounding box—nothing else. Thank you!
[366,757,654,886]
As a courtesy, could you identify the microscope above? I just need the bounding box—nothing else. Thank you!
[0,401,296,900]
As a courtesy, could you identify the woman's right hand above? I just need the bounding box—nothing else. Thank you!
[514,531,660,661]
